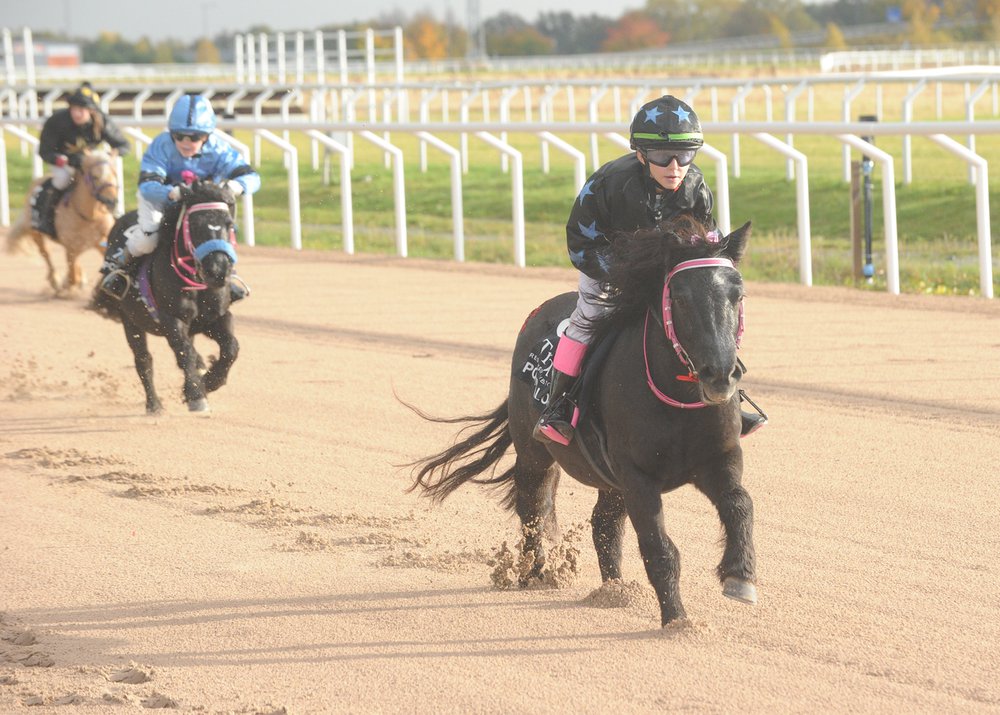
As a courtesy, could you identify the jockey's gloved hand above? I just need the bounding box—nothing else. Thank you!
[67,153,83,168]
[224,179,244,197]
[167,185,182,201]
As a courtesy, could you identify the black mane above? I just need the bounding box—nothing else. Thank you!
[159,181,234,247]
[588,215,733,341]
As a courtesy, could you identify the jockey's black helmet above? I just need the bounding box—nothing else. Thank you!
[67,82,100,111]
[629,96,703,151]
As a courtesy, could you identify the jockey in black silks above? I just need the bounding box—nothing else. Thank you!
[32,82,129,237]
[533,95,768,446]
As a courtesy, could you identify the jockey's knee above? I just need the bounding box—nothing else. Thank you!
[124,224,158,256]
[51,166,74,190]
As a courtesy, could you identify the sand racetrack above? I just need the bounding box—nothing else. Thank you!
[1,239,999,713]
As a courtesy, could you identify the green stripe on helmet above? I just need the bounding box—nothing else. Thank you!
[632,131,703,142]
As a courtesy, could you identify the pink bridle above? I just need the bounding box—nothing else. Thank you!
[644,257,745,409]
[170,201,237,290]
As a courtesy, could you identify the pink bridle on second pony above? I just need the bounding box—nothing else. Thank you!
[643,257,745,409]
[170,201,238,290]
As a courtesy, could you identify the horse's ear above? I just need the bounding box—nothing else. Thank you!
[723,221,751,264]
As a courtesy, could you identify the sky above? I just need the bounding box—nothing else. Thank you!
[2,0,643,43]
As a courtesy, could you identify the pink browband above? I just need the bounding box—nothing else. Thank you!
[644,257,745,409]
[170,201,236,290]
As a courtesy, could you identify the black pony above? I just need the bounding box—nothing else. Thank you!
[91,181,240,414]
[409,216,758,626]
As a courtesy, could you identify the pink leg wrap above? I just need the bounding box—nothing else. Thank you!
[553,335,588,377]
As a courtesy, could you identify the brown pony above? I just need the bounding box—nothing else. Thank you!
[6,149,120,295]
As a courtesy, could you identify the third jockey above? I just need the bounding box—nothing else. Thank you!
[100,93,260,300]
[533,95,768,446]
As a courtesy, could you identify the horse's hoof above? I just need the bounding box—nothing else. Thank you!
[187,398,211,413]
[146,403,164,415]
[722,577,758,605]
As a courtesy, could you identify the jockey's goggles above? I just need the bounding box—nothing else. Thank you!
[171,131,209,143]
[641,147,698,168]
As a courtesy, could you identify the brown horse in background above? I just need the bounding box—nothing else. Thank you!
[6,149,120,296]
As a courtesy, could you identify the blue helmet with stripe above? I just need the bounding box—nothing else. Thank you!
[168,94,217,134]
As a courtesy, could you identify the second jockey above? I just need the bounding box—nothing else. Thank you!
[100,93,260,300]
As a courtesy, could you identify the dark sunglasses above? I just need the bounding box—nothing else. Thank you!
[642,147,697,167]
[171,131,208,143]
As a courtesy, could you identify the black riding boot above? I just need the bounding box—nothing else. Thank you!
[739,391,768,437]
[30,180,61,237]
[533,369,580,446]
[99,246,134,300]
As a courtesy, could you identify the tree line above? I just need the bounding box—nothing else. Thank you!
[28,0,1000,63]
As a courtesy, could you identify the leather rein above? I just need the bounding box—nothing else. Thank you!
[642,257,745,409]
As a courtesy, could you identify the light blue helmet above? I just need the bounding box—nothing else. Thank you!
[168,94,216,134]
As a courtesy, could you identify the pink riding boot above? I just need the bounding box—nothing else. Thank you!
[533,335,588,446]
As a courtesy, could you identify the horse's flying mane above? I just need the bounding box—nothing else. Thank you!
[587,214,730,340]
[160,181,233,233]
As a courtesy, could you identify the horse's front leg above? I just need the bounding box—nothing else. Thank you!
[34,235,59,292]
[121,317,162,414]
[592,489,627,582]
[695,456,758,606]
[201,313,239,394]
[162,318,208,412]
[621,479,685,625]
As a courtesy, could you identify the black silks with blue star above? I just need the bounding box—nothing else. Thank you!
[564,153,715,280]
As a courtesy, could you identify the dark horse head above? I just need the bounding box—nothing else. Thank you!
[160,180,238,291]
[594,215,751,406]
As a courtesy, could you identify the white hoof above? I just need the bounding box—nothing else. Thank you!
[723,577,758,605]
[187,398,211,413]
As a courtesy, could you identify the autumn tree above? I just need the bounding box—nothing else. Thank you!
[602,11,669,52]
[484,13,556,55]
[195,39,221,63]
[825,22,849,49]
[405,14,449,59]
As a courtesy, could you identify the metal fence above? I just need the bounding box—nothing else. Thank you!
[1,115,996,297]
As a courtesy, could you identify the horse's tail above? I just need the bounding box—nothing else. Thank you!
[405,400,514,504]
[5,211,32,255]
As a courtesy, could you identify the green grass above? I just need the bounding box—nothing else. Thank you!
[5,122,998,297]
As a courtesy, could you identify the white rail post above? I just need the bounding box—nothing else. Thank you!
[697,143,731,236]
[752,133,812,286]
[306,130,353,254]
[276,32,286,84]
[358,130,407,257]
[0,126,9,226]
[927,134,993,298]
[234,35,245,85]
[588,85,609,171]
[538,131,586,193]
[475,132,525,268]
[842,79,866,182]
[783,80,808,180]
[965,79,990,184]
[901,79,926,184]
[415,131,465,261]
[259,33,269,85]
[295,32,305,85]
[731,83,753,179]
[499,86,520,173]
[836,134,900,295]
[255,129,301,249]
